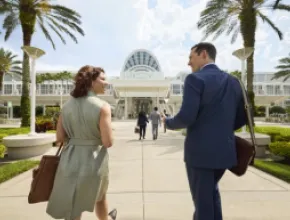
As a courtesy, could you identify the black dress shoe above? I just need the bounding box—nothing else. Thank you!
[108,208,117,220]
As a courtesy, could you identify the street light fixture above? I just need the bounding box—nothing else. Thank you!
[21,46,45,136]
[232,47,254,133]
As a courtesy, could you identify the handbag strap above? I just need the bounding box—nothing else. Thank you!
[238,80,257,149]
[55,142,63,156]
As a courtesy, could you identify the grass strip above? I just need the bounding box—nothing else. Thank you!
[254,159,290,183]
[0,160,39,184]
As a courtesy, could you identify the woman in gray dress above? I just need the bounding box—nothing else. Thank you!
[46,65,117,220]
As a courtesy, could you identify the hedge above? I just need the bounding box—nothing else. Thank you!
[269,142,290,160]
[183,126,290,142]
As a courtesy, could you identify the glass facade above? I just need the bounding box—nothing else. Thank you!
[123,50,160,72]
[170,73,290,96]
[1,82,113,96]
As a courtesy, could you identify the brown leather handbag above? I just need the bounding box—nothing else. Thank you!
[229,80,256,177]
[28,142,63,204]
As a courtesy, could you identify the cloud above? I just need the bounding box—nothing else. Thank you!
[133,0,290,74]
[0,0,289,77]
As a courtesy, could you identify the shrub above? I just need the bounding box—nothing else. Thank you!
[253,127,290,142]
[270,106,286,114]
[36,116,55,132]
[0,144,5,158]
[269,142,290,160]
[255,106,265,117]
[45,106,60,117]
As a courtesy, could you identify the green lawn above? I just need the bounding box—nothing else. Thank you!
[254,159,290,183]
[0,160,39,184]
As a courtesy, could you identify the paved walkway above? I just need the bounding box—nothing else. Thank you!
[0,121,290,220]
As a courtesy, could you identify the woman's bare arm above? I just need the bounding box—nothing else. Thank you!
[56,114,67,143]
[99,103,113,148]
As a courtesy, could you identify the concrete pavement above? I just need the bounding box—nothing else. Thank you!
[1,121,290,220]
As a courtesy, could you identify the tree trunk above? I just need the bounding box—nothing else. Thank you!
[20,51,31,127]
[19,1,36,127]
[240,6,257,113]
[0,71,4,92]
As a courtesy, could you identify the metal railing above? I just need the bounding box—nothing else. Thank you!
[1,88,114,96]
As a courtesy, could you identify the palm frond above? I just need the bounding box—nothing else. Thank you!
[3,12,19,40]
[35,2,84,48]
[274,3,290,11]
[48,14,84,35]
[275,54,290,64]
[272,0,282,9]
[11,60,22,65]
[37,16,56,49]
[9,69,22,75]
[257,11,283,40]
[0,47,22,76]
[46,17,78,43]
[50,5,81,23]
[271,70,290,81]
[275,64,290,69]
[197,0,241,41]
[1,0,84,49]
[230,26,240,43]
[47,23,66,44]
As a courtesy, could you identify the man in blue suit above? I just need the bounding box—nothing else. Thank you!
[162,42,247,220]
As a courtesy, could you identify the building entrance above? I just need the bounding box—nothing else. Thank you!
[133,97,152,116]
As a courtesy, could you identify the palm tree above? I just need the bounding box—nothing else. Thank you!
[197,0,290,109]
[271,53,290,82]
[0,0,84,126]
[0,48,22,92]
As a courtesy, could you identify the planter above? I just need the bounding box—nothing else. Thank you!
[235,132,271,158]
[3,133,56,160]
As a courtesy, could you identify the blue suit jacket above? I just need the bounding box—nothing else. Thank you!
[165,64,247,169]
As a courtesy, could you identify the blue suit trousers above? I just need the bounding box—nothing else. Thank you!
[186,164,225,220]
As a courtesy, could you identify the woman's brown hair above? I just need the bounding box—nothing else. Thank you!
[71,65,105,98]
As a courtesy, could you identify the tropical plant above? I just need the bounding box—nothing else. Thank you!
[36,71,72,84]
[197,0,290,109]
[271,53,290,82]
[230,70,242,80]
[0,48,22,92]
[0,0,84,126]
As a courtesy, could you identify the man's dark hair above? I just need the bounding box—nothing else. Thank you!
[191,42,217,61]
[154,107,158,111]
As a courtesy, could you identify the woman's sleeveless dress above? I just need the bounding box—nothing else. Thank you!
[46,92,109,220]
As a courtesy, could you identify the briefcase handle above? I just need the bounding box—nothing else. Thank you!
[238,80,257,149]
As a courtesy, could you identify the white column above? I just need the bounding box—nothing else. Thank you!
[43,105,46,116]
[124,97,127,119]
[281,85,285,96]
[266,105,270,118]
[60,83,63,109]
[10,104,13,119]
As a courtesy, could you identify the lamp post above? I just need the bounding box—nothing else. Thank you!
[232,47,254,133]
[21,46,45,136]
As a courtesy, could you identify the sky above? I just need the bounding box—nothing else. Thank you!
[0,0,290,77]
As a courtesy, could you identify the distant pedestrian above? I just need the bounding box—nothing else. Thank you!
[137,111,149,140]
[163,109,169,133]
[149,107,161,140]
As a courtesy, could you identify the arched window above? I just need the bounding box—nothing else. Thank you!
[123,50,161,72]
